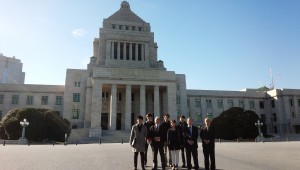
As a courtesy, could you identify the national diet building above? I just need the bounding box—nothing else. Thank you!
[1,1,300,141]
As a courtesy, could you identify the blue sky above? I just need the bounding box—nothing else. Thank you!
[0,0,299,90]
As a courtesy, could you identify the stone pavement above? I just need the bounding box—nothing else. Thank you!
[0,142,300,170]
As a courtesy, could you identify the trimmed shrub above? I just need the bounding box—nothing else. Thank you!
[0,108,71,142]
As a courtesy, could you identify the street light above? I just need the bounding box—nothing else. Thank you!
[255,120,263,142]
[20,119,29,139]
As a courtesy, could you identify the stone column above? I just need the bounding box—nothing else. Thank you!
[154,85,160,117]
[117,42,120,60]
[125,84,132,130]
[89,80,102,138]
[129,43,132,60]
[123,42,126,60]
[84,85,92,128]
[135,43,138,60]
[167,84,177,120]
[140,85,146,116]
[110,84,117,130]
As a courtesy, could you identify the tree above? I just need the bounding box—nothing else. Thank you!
[211,107,266,140]
[0,108,71,142]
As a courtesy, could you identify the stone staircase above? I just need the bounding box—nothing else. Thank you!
[100,130,131,143]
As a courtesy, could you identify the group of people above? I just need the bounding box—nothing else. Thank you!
[130,113,216,170]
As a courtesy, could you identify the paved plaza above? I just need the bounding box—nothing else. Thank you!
[0,142,300,170]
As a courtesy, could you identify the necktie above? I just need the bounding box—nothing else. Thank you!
[189,127,192,135]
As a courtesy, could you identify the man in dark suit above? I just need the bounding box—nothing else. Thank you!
[178,115,187,168]
[144,113,155,166]
[148,116,166,170]
[200,118,216,170]
[183,118,199,170]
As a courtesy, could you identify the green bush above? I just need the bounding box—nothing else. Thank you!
[0,108,71,142]
[211,107,266,140]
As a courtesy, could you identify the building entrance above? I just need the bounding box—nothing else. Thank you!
[101,113,108,130]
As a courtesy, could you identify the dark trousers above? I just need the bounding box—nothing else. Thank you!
[180,146,186,165]
[186,147,199,169]
[134,152,145,168]
[203,148,215,170]
[152,146,165,168]
[145,143,149,164]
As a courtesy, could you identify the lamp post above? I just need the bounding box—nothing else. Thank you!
[255,120,263,142]
[20,119,29,139]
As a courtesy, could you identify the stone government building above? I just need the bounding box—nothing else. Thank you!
[0,1,300,141]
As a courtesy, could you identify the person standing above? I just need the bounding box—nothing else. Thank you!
[200,118,216,170]
[148,117,166,170]
[178,115,188,168]
[130,115,147,170]
[183,118,199,170]
[167,120,182,170]
[161,113,171,166]
[144,113,155,166]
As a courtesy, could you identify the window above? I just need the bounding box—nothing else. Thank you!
[138,27,142,31]
[298,99,300,107]
[249,101,255,109]
[119,25,123,30]
[206,99,212,108]
[239,100,244,108]
[273,113,277,122]
[131,93,135,101]
[187,99,190,107]
[217,100,223,108]
[102,92,109,101]
[56,96,63,105]
[132,44,136,60]
[73,93,80,102]
[0,95,3,104]
[289,99,293,107]
[74,82,81,87]
[195,99,201,107]
[271,100,275,108]
[291,112,295,118]
[0,111,2,120]
[72,109,79,119]
[41,96,48,105]
[259,101,264,109]
[26,96,33,105]
[176,95,180,104]
[11,95,19,105]
[112,24,116,29]
[228,100,233,108]
[196,113,202,122]
[125,25,129,30]
[120,42,124,60]
[207,113,213,119]
[132,26,135,31]
[126,43,130,60]
[114,42,118,59]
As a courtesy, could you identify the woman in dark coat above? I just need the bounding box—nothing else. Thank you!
[167,120,182,170]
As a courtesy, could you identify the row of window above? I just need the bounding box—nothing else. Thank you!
[111,42,145,61]
[0,95,63,105]
[187,99,264,109]
[112,24,143,31]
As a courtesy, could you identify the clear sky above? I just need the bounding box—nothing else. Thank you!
[0,0,299,90]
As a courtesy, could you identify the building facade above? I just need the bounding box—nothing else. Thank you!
[0,2,299,138]
[0,53,25,84]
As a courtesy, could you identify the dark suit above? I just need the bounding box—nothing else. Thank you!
[200,126,216,170]
[144,120,155,165]
[148,124,166,169]
[178,122,187,166]
[183,125,199,170]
